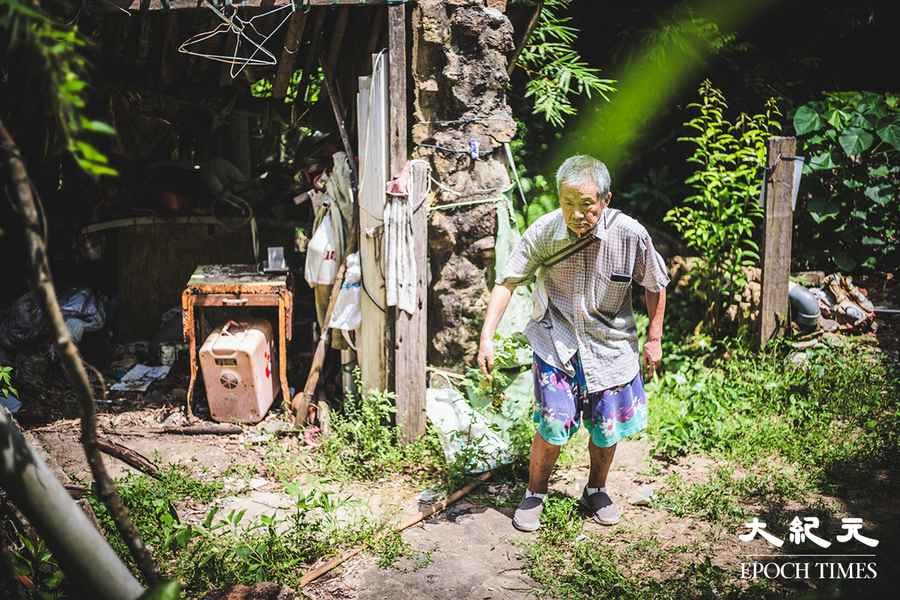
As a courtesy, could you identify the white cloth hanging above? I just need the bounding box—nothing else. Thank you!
[383,161,421,315]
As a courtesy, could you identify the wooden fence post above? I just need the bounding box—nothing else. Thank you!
[758,136,797,347]
[388,3,426,443]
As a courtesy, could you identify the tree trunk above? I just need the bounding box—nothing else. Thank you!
[412,0,517,369]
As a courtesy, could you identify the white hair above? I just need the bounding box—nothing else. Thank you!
[555,155,611,196]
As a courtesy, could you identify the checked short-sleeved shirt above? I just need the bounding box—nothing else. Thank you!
[496,208,670,393]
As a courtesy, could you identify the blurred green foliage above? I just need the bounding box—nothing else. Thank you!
[792,91,900,271]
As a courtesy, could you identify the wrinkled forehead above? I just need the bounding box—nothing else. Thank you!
[559,181,599,201]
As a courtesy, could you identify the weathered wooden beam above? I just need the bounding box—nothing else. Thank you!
[116,0,391,10]
[326,6,350,76]
[758,136,797,347]
[394,161,428,443]
[357,55,389,394]
[272,9,307,99]
[387,3,424,443]
[388,4,407,178]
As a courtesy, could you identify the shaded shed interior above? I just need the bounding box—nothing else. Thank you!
[1,2,396,407]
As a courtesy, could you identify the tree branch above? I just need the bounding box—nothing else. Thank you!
[0,118,161,585]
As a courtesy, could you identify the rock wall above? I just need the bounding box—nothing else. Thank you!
[412,0,516,369]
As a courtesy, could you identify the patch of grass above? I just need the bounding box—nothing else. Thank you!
[91,468,379,594]
[653,463,813,526]
[262,436,309,485]
[220,462,260,481]
[647,340,899,488]
[369,530,433,572]
[88,463,224,560]
[171,484,374,593]
[317,372,444,482]
[526,531,783,600]
[538,494,583,545]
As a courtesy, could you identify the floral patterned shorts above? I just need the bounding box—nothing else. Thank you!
[532,352,648,448]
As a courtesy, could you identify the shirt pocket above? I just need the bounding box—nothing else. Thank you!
[594,274,632,316]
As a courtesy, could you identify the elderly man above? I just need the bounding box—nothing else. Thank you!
[478,155,669,532]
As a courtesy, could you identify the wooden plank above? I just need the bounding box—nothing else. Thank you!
[272,10,308,99]
[357,76,371,174]
[117,0,390,10]
[394,160,428,442]
[387,4,407,178]
[357,53,389,393]
[326,6,351,76]
[758,136,797,347]
[386,4,421,442]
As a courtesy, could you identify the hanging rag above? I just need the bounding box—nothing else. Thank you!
[383,160,423,315]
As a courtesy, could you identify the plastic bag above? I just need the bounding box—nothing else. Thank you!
[0,289,106,350]
[327,253,361,347]
[425,386,509,473]
[425,369,534,474]
[304,211,338,286]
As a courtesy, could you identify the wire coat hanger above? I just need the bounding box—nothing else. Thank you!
[178,1,295,79]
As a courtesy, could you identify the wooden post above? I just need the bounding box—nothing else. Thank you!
[357,57,389,393]
[758,136,797,347]
[388,3,425,442]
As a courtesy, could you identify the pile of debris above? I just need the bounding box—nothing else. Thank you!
[667,256,878,335]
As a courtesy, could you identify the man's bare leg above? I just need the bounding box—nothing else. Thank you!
[528,431,562,493]
[587,440,616,488]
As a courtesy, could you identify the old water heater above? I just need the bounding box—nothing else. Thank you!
[199,319,278,424]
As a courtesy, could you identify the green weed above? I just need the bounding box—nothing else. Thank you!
[526,532,781,600]
[647,340,899,487]
[369,530,432,572]
[317,371,443,482]
[88,464,224,561]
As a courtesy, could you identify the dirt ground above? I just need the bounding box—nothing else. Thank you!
[24,400,779,600]
[14,299,899,599]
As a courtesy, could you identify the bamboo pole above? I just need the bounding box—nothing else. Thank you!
[0,408,144,600]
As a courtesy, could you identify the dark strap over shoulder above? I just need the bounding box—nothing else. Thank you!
[543,209,619,268]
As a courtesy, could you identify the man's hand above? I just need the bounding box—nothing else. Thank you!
[643,338,662,381]
[477,338,495,376]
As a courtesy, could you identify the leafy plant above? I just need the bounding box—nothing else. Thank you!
[88,464,224,562]
[1,0,117,177]
[463,332,531,410]
[0,365,16,398]
[515,0,617,128]
[792,91,899,271]
[318,369,442,480]
[170,484,362,593]
[8,523,65,598]
[250,67,324,105]
[664,79,781,334]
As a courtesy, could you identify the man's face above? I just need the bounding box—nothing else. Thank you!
[559,181,610,237]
